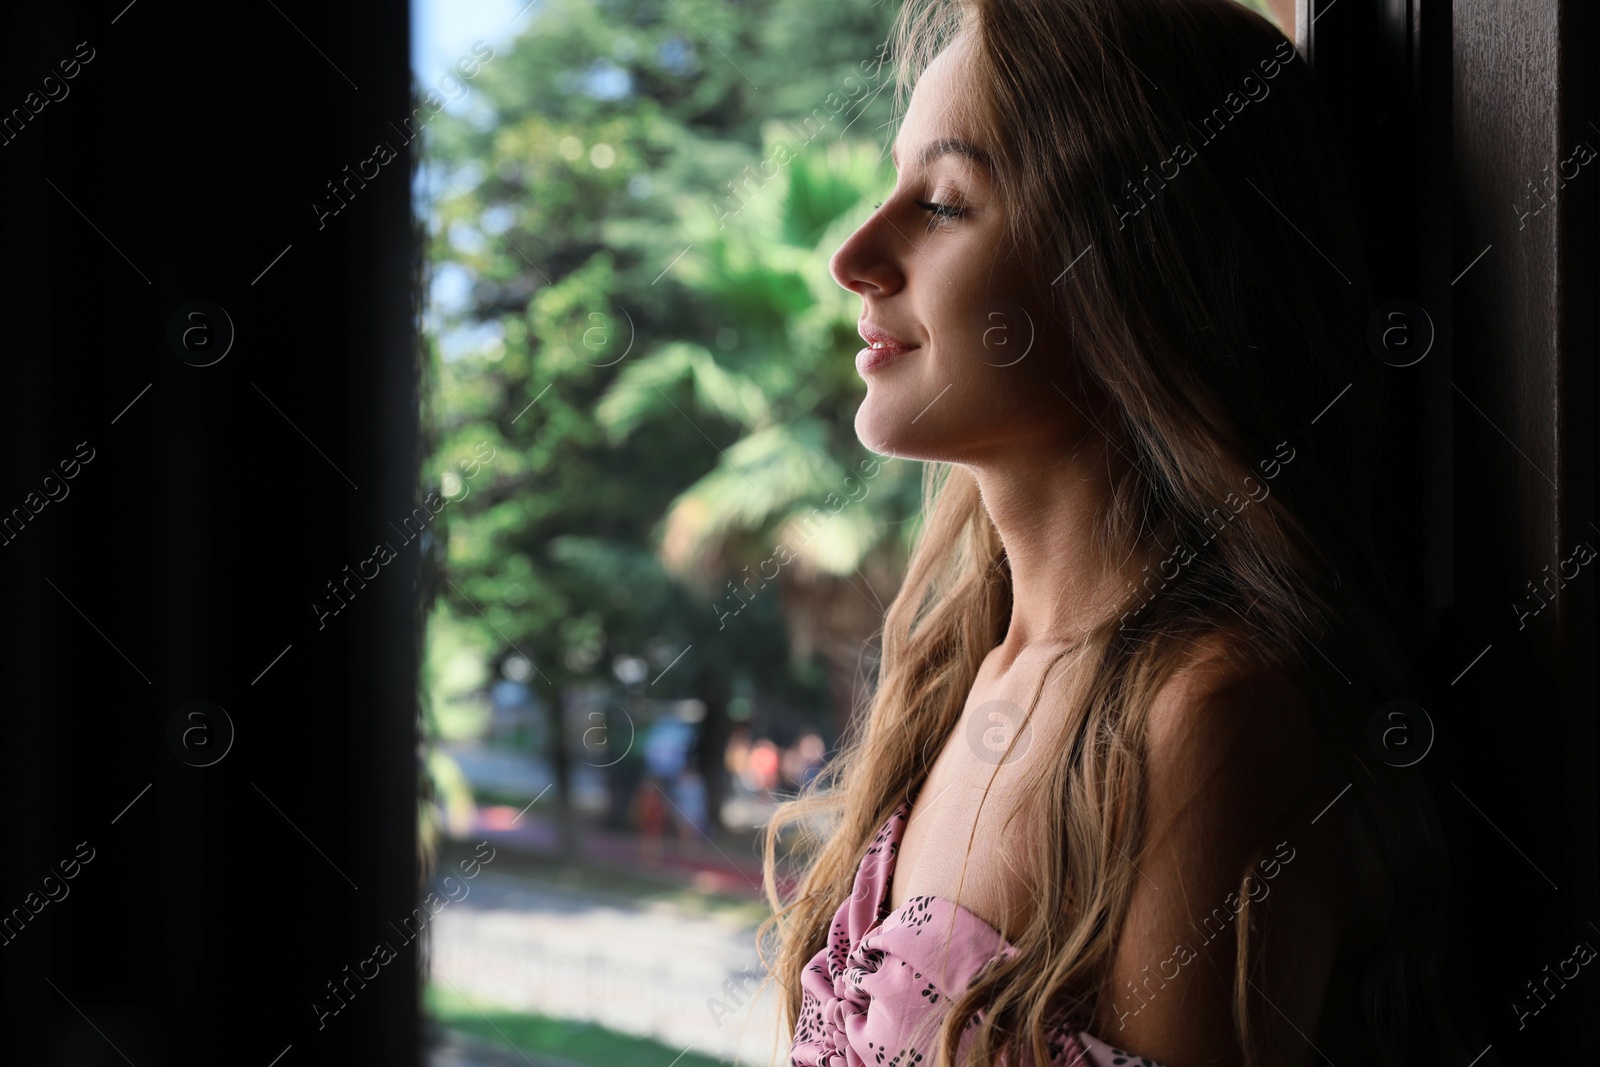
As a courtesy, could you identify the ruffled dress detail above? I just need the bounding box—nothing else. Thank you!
[787,800,1167,1067]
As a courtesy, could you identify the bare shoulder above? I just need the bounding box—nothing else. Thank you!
[1090,630,1338,1065]
[1143,629,1320,834]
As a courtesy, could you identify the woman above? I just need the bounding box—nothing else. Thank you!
[756,1,1474,1065]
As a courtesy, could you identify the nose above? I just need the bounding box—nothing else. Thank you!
[827,205,904,298]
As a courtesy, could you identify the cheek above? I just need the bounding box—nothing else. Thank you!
[931,244,1045,374]
[933,286,1049,411]
[973,296,1037,369]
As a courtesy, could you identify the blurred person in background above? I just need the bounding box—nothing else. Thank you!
[744,738,780,796]
[672,768,708,851]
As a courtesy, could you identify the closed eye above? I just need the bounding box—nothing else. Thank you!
[916,199,965,232]
[872,199,966,231]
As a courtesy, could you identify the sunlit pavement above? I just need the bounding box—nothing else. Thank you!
[429,868,786,1067]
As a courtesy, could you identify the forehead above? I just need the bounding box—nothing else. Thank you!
[889,35,993,173]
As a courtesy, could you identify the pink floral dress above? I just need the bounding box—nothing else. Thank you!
[787,799,1168,1067]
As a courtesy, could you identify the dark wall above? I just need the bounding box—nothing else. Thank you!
[1306,0,1597,1061]
[0,3,420,1064]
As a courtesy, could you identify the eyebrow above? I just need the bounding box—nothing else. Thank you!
[890,136,995,172]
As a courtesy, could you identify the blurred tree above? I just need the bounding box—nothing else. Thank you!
[595,127,922,737]
[421,0,916,840]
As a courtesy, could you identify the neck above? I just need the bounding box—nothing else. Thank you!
[964,431,1150,668]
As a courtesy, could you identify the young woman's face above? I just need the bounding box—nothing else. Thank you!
[829,33,1092,465]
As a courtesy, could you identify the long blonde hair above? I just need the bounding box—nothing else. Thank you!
[758,1,1471,1064]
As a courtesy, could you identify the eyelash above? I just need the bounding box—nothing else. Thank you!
[873,199,967,232]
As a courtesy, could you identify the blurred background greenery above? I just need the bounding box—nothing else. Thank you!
[417,0,923,863]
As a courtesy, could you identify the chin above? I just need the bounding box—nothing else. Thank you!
[854,397,906,457]
[854,397,946,462]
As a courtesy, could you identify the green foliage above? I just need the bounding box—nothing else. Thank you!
[426,982,728,1067]
[420,0,920,758]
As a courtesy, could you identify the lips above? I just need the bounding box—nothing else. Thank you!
[856,321,919,374]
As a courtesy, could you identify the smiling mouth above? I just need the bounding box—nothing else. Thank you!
[856,341,919,374]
